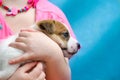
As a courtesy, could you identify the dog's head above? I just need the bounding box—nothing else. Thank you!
[35,20,80,58]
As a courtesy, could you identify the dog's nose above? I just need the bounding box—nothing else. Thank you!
[77,43,81,49]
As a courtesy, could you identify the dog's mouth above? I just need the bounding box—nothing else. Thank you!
[61,48,67,50]
[62,50,74,59]
[62,47,78,59]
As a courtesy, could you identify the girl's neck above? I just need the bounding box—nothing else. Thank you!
[2,0,28,8]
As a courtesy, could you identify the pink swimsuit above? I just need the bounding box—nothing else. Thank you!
[0,0,75,41]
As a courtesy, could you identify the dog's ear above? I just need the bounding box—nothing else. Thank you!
[38,22,54,34]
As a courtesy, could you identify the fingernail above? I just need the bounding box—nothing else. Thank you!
[20,29,24,32]
[9,42,14,46]
[9,60,15,64]
[20,29,26,32]
[8,43,12,46]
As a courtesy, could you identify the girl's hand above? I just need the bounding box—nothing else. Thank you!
[9,29,70,80]
[9,30,63,64]
[8,62,46,80]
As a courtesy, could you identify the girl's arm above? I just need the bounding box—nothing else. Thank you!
[9,31,71,80]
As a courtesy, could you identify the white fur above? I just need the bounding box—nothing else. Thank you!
[0,35,23,80]
[67,37,78,53]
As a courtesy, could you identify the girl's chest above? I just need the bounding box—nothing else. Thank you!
[2,8,35,33]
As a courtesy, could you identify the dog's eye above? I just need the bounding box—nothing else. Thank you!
[62,32,69,38]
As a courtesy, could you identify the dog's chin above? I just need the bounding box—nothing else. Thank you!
[62,50,74,59]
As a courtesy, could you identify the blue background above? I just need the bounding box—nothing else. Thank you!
[50,0,120,80]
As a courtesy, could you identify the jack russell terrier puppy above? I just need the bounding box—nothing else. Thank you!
[0,20,80,80]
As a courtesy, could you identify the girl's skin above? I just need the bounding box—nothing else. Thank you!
[9,62,46,80]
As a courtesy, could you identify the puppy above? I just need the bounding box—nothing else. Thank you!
[0,20,80,80]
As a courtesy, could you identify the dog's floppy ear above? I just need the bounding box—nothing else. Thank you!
[38,22,54,34]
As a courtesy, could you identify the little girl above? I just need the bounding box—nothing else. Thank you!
[0,0,76,80]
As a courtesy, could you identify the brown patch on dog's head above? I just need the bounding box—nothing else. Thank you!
[37,20,70,50]
[36,20,80,59]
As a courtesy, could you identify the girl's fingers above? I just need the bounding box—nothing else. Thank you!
[20,28,37,32]
[36,71,46,80]
[15,37,28,43]
[9,42,27,52]
[18,31,31,37]
[9,53,35,64]
[19,62,37,72]
[29,62,44,79]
